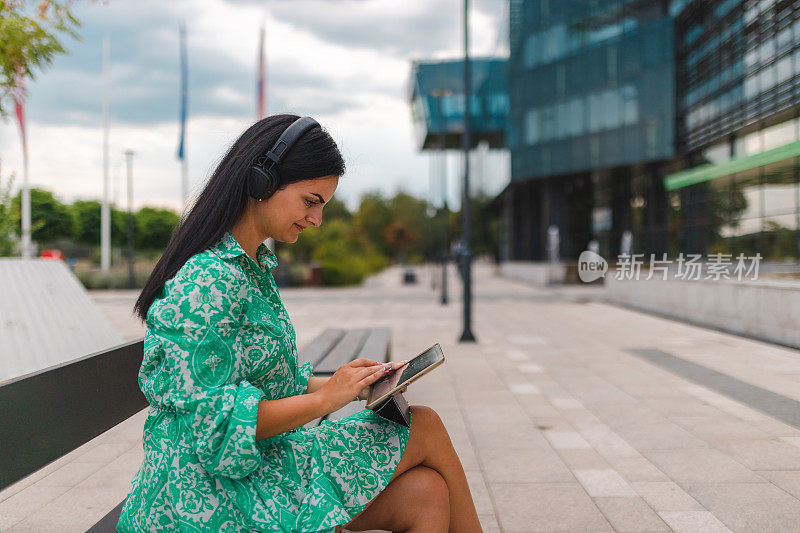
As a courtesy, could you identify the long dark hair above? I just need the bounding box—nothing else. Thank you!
[133,114,346,322]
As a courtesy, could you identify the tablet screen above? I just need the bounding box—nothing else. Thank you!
[367,344,444,408]
[396,346,441,385]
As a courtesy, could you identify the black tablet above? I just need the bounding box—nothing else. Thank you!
[366,344,445,409]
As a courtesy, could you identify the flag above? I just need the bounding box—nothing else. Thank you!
[257,25,266,119]
[177,23,188,160]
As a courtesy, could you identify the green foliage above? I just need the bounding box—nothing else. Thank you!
[0,164,18,255]
[320,196,351,223]
[70,199,103,244]
[307,218,387,286]
[353,192,392,255]
[11,187,73,243]
[135,206,179,250]
[72,200,175,250]
[0,0,81,118]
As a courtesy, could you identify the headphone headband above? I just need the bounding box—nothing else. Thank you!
[248,116,320,201]
[264,116,319,167]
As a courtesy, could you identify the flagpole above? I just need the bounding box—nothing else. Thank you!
[258,22,275,253]
[257,24,266,120]
[178,23,189,211]
[101,33,111,271]
[11,65,31,259]
[20,125,30,260]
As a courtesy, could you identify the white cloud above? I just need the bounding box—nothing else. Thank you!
[0,0,508,216]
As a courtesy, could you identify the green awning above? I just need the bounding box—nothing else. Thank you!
[664,139,800,191]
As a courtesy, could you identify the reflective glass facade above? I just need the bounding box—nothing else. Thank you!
[490,0,800,263]
[509,0,675,180]
[672,0,800,260]
[408,59,508,150]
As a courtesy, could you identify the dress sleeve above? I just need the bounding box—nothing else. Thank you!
[146,256,262,479]
[296,360,314,394]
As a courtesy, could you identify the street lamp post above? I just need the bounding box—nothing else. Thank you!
[430,89,453,306]
[124,149,135,289]
[460,0,475,342]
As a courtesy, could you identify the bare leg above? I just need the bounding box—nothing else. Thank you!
[342,465,449,532]
[341,405,482,533]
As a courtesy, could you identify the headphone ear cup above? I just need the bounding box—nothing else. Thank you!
[248,165,279,200]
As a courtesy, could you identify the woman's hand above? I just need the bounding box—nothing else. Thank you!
[355,360,408,400]
[317,359,407,412]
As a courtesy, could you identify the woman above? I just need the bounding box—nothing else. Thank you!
[118,114,482,533]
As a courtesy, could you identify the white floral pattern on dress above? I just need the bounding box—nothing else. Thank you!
[117,230,411,532]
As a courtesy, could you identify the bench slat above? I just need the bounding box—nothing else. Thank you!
[298,328,344,366]
[359,327,391,362]
[312,328,370,375]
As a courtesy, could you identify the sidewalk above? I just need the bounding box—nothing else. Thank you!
[2,263,800,532]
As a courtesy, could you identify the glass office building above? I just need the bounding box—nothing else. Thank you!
[492,0,800,263]
[408,59,509,150]
[668,0,800,260]
[496,0,676,261]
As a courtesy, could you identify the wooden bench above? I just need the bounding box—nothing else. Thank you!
[299,327,391,425]
[85,326,391,532]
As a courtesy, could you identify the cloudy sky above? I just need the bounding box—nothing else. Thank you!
[0,0,509,213]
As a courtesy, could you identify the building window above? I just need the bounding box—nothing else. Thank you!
[744,48,759,69]
[777,27,793,50]
[568,98,586,136]
[759,64,777,92]
[588,93,602,132]
[763,119,797,151]
[646,120,658,157]
[622,85,638,125]
[776,55,793,85]
[744,74,759,100]
[758,38,776,64]
[524,109,540,145]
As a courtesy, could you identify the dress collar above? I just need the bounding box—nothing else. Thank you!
[211,230,278,271]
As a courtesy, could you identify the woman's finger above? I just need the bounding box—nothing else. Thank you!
[360,368,390,386]
[349,358,381,367]
[354,364,385,382]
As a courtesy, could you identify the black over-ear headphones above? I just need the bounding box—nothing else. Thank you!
[248,116,320,201]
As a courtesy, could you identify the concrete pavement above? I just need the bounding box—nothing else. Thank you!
[3,262,800,532]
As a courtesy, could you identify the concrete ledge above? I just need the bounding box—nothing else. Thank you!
[605,275,800,349]
[501,261,567,285]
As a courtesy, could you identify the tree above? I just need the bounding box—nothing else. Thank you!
[353,192,392,255]
[70,199,102,245]
[0,0,80,118]
[321,196,351,223]
[11,187,73,243]
[0,165,18,255]
[383,219,416,261]
[135,206,179,250]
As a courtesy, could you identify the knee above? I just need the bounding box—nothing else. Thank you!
[410,404,444,431]
[406,466,449,512]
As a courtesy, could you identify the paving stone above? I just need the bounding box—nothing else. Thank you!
[593,496,671,532]
[573,469,637,497]
[757,470,800,500]
[545,431,592,450]
[658,510,732,532]
[686,482,800,532]
[714,438,800,470]
[643,448,765,484]
[605,455,670,482]
[631,481,704,511]
[491,483,613,532]
[481,448,575,483]
[557,448,610,470]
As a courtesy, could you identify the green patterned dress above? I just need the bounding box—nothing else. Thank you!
[117,230,412,533]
